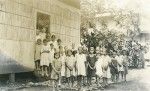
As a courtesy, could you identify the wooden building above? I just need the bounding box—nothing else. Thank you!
[0,0,80,79]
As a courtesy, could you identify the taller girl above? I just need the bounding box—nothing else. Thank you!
[87,47,97,86]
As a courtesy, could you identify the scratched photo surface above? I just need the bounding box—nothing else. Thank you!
[0,0,150,91]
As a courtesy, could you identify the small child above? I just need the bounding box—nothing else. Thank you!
[39,28,46,41]
[116,52,124,81]
[34,39,42,70]
[101,48,111,87]
[57,39,62,49]
[51,52,62,91]
[40,39,50,77]
[86,47,97,86]
[46,34,52,45]
[49,43,55,77]
[71,43,77,57]
[76,46,86,89]
[122,50,128,81]
[59,46,66,87]
[65,49,76,88]
[51,35,57,50]
[95,47,103,89]
[110,53,119,82]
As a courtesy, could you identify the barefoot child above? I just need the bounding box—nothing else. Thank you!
[49,43,55,77]
[122,50,128,81]
[87,47,97,86]
[110,53,119,82]
[101,48,111,87]
[51,52,62,91]
[95,47,103,89]
[40,39,50,77]
[34,39,42,71]
[59,46,66,87]
[76,46,86,89]
[116,52,124,81]
[65,50,76,88]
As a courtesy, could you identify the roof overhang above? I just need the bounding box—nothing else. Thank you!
[58,0,80,9]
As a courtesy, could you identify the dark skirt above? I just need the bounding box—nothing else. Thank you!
[87,66,96,77]
[110,66,119,75]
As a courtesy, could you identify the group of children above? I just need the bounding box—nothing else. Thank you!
[34,28,128,90]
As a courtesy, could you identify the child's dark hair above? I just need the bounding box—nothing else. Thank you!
[57,39,61,42]
[54,52,60,59]
[72,50,77,57]
[51,35,56,39]
[37,39,42,42]
[43,39,47,43]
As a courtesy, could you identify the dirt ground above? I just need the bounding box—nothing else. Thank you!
[1,62,150,91]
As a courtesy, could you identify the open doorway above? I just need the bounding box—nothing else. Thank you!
[36,12,50,41]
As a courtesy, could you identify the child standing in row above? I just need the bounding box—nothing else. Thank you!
[87,47,97,86]
[95,47,103,89]
[34,39,42,70]
[65,50,76,87]
[122,50,128,81]
[59,46,66,86]
[101,48,111,87]
[110,53,119,82]
[51,52,62,91]
[115,52,124,81]
[76,47,86,89]
[40,39,50,76]
[49,43,55,77]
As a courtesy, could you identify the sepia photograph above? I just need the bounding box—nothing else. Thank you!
[0,0,150,91]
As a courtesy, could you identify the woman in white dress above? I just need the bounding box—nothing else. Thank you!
[40,39,50,77]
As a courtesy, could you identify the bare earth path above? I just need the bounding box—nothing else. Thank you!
[9,62,150,91]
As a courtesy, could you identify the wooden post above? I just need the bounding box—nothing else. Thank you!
[9,73,15,83]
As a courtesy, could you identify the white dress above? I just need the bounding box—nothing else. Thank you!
[49,48,54,64]
[52,41,58,50]
[40,45,50,66]
[102,55,111,78]
[76,53,86,76]
[106,56,111,79]
[35,44,42,60]
[95,56,103,77]
[116,56,124,72]
[66,56,76,77]
[60,55,66,77]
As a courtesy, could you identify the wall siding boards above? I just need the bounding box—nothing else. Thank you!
[0,0,80,74]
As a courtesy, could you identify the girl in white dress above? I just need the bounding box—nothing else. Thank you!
[95,47,103,88]
[101,48,111,86]
[40,39,50,77]
[49,43,55,77]
[65,49,76,87]
[116,53,124,80]
[51,35,57,50]
[51,52,62,91]
[76,47,86,88]
[59,46,66,86]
